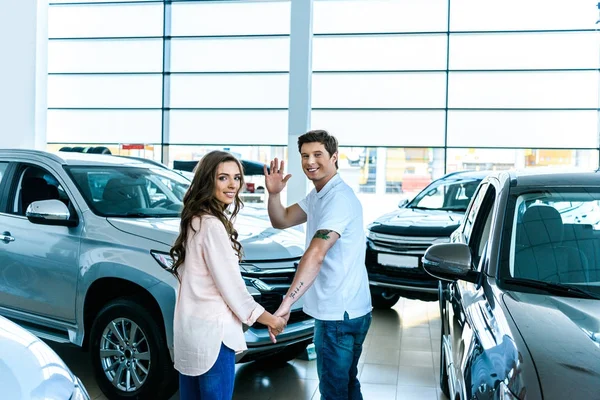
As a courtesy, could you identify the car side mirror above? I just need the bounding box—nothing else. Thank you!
[26,200,76,227]
[422,243,480,283]
[398,198,409,208]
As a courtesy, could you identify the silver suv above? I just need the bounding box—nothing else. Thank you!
[0,150,314,400]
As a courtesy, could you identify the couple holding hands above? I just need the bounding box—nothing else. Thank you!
[170,130,372,400]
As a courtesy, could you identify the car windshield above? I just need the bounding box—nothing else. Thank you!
[408,178,480,212]
[68,166,190,218]
[508,190,600,297]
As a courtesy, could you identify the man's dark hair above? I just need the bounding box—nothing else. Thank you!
[297,129,339,169]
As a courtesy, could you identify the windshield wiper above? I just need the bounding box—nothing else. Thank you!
[439,206,468,212]
[503,278,600,300]
[409,206,437,210]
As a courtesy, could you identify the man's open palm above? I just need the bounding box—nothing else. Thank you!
[264,158,292,195]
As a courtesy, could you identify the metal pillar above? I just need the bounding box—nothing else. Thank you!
[0,0,48,149]
[286,0,313,206]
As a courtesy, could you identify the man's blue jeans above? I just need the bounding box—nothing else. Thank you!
[314,311,372,400]
[179,343,235,400]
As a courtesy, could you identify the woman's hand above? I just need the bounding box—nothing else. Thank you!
[267,315,287,343]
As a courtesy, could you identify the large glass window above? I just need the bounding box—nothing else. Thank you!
[48,39,163,73]
[448,71,598,109]
[313,0,448,34]
[447,110,598,148]
[170,74,288,109]
[313,72,446,108]
[48,3,163,38]
[46,0,600,226]
[171,1,290,36]
[169,110,288,145]
[449,32,600,70]
[47,110,162,144]
[311,111,446,147]
[446,148,599,172]
[170,38,289,72]
[450,0,596,31]
[48,75,163,108]
[313,35,447,71]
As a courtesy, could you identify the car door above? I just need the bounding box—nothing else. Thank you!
[0,162,81,323]
[445,182,497,399]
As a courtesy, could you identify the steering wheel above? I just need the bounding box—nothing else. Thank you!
[151,198,173,208]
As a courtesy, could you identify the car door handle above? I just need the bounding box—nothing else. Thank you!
[1,232,15,243]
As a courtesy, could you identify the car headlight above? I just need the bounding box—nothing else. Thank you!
[70,377,90,400]
[151,250,174,270]
[432,237,451,244]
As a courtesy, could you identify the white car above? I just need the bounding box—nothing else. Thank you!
[0,315,89,400]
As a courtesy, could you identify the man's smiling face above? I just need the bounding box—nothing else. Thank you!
[300,142,338,191]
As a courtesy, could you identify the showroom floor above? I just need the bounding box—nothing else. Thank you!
[49,298,448,400]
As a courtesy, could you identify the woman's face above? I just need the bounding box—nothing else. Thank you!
[214,161,242,206]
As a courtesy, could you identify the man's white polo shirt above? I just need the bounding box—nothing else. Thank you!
[298,173,372,321]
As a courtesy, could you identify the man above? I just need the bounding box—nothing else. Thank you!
[263,129,372,400]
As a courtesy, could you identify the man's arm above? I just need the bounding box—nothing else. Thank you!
[275,229,340,319]
[267,197,307,229]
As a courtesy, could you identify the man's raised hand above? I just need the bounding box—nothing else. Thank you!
[263,157,292,195]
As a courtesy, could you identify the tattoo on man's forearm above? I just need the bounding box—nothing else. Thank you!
[289,281,304,299]
[314,229,333,240]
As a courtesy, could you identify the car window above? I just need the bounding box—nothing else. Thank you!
[509,190,600,296]
[0,162,8,186]
[468,186,496,268]
[462,183,488,243]
[409,178,480,211]
[9,165,73,217]
[68,166,189,217]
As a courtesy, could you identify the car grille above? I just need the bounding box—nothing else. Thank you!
[368,232,437,256]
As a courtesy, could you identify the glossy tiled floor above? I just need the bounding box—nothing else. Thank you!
[48,298,449,400]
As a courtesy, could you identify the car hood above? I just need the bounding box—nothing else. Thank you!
[503,292,600,400]
[368,207,463,236]
[107,214,305,261]
[0,317,76,400]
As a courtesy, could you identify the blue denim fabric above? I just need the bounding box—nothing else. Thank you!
[179,343,235,400]
[314,311,372,400]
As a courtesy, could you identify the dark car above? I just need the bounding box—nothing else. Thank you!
[423,170,600,400]
[366,170,488,307]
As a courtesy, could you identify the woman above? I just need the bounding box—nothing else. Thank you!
[170,151,286,400]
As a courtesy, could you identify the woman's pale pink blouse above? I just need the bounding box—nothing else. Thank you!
[173,215,265,376]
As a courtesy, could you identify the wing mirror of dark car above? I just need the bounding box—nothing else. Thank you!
[398,198,409,208]
[422,243,480,284]
[26,200,76,227]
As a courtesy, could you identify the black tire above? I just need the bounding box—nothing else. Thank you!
[371,291,401,309]
[90,146,112,155]
[89,298,177,400]
[59,146,73,152]
[71,146,85,152]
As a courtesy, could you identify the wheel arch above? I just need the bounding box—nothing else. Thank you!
[82,278,166,349]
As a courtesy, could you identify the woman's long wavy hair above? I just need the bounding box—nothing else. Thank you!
[169,151,245,281]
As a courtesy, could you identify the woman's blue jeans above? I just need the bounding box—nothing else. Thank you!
[179,343,235,400]
[314,311,372,400]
